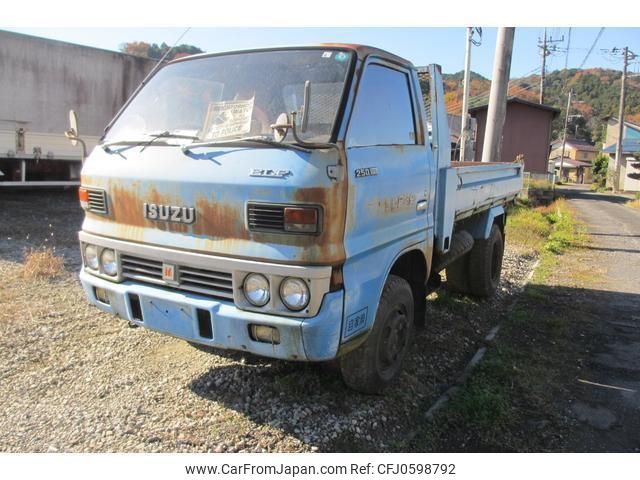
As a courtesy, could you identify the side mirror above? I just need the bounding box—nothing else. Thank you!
[64,109,87,162]
[67,110,79,146]
[270,113,291,143]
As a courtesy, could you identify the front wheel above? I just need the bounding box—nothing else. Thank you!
[339,275,414,394]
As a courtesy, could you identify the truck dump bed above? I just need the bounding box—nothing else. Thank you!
[451,161,522,221]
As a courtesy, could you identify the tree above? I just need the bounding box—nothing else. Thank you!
[119,41,204,60]
[119,41,151,58]
[592,152,609,187]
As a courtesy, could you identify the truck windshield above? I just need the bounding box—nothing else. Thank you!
[104,49,354,145]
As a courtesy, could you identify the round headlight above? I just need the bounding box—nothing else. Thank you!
[85,244,99,270]
[100,248,117,276]
[279,277,310,311]
[243,273,270,307]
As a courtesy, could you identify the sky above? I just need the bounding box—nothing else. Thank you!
[4,27,640,79]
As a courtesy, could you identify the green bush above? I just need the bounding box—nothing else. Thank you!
[592,152,609,188]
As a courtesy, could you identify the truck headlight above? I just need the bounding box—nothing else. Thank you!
[100,248,117,276]
[84,244,99,270]
[279,277,310,311]
[243,273,270,307]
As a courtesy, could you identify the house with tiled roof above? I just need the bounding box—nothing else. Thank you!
[549,138,598,183]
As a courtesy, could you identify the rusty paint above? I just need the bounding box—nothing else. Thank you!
[293,183,347,265]
[81,171,348,266]
[192,195,248,240]
[369,193,416,215]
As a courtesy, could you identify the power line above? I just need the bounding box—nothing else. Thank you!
[445,69,542,113]
[579,27,605,69]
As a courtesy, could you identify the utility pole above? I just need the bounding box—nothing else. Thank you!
[481,27,515,163]
[538,29,564,104]
[613,46,631,192]
[559,89,573,183]
[539,28,547,104]
[460,27,482,162]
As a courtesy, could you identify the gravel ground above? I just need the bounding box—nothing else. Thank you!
[0,190,536,452]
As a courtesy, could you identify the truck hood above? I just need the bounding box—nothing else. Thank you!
[80,145,346,265]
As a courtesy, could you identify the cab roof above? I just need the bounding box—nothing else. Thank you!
[169,43,415,69]
[318,43,414,68]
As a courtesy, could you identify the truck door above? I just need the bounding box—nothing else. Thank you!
[341,58,432,342]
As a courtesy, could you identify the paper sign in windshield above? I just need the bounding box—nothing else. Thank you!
[202,98,254,140]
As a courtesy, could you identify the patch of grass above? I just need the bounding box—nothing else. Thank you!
[22,246,64,279]
[628,198,640,210]
[447,350,515,430]
[507,198,586,281]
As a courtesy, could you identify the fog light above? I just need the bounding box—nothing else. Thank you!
[85,244,99,270]
[100,248,117,276]
[94,287,110,304]
[250,324,280,344]
[279,277,310,311]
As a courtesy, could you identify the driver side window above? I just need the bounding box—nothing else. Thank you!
[347,64,416,148]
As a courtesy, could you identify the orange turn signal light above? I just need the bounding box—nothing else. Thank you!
[78,187,89,203]
[78,187,89,209]
[284,207,319,233]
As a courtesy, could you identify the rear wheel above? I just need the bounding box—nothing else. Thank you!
[339,275,414,394]
[468,224,504,297]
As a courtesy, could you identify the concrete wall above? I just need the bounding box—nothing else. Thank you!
[0,30,156,137]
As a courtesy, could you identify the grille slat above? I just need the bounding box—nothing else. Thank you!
[120,254,233,300]
[178,275,233,290]
[122,265,163,276]
[85,188,108,214]
[247,203,285,232]
[122,257,162,270]
[179,268,232,282]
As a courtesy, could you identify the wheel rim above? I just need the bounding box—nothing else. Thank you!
[378,304,410,378]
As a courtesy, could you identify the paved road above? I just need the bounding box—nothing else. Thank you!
[560,186,640,451]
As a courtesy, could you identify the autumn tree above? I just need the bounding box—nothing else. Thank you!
[119,41,204,60]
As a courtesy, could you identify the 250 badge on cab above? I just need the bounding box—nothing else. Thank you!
[354,167,378,178]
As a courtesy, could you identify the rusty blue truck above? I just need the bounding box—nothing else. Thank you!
[74,44,522,393]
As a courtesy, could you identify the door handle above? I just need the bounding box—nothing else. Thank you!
[416,200,428,212]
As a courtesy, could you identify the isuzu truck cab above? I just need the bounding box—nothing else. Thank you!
[75,44,522,393]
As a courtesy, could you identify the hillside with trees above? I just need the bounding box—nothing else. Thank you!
[442,68,640,146]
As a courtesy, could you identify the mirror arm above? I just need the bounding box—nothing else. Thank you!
[301,80,311,133]
[289,112,343,165]
[65,130,87,163]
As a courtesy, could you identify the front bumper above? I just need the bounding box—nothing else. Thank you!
[80,270,344,361]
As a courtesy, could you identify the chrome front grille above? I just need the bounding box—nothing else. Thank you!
[247,203,285,232]
[87,189,108,214]
[120,254,234,300]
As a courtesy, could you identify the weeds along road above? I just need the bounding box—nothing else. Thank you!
[0,189,535,453]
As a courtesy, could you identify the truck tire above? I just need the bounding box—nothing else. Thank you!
[445,254,471,294]
[339,275,414,394]
[468,224,504,297]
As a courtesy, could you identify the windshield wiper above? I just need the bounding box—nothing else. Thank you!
[102,131,201,153]
[182,135,312,154]
[140,131,200,151]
